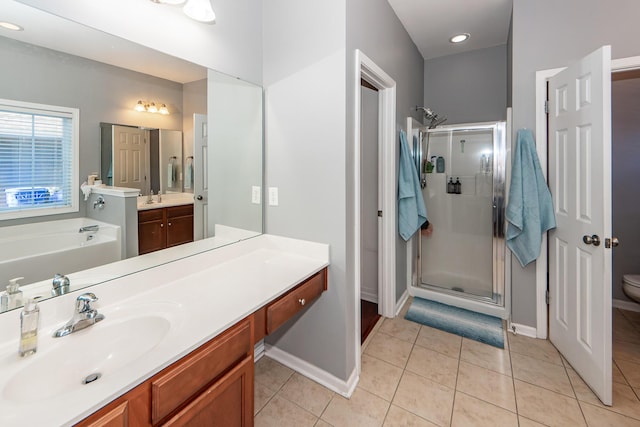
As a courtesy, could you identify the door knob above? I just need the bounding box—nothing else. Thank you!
[605,237,620,248]
[583,234,601,246]
[196,195,203,201]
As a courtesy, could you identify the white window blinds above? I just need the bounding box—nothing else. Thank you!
[0,99,78,219]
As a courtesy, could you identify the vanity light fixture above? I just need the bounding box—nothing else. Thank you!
[134,100,146,112]
[133,100,170,115]
[450,33,470,43]
[0,22,23,31]
[151,0,215,24]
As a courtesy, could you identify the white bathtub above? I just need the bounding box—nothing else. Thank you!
[0,218,122,289]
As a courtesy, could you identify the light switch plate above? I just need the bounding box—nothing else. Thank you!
[251,186,261,204]
[268,187,278,206]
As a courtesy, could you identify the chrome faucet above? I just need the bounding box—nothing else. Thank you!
[51,273,70,296]
[93,196,105,210]
[53,293,105,338]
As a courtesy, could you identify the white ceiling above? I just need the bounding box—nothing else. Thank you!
[1,1,207,84]
[387,0,513,60]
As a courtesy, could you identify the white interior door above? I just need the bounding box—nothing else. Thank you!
[193,114,208,240]
[112,125,147,194]
[548,46,612,405]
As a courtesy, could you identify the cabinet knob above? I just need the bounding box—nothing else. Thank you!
[168,222,172,226]
[298,298,306,306]
[196,195,203,201]
[160,223,164,228]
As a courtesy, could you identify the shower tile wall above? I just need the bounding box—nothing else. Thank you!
[421,129,494,298]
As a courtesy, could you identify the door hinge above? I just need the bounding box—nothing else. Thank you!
[545,289,550,305]
[544,100,549,114]
[378,210,383,217]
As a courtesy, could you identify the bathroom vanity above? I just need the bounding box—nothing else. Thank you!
[77,268,326,426]
[137,194,195,255]
[0,234,329,427]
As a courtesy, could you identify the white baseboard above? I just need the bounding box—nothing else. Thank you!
[613,298,640,312]
[395,290,409,317]
[254,339,265,361]
[360,290,378,304]
[508,322,538,338]
[265,344,358,398]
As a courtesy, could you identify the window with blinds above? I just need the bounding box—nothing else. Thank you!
[0,99,79,220]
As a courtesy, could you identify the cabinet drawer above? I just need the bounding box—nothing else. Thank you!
[139,208,164,222]
[166,204,193,218]
[151,319,251,424]
[266,269,327,334]
[163,355,253,427]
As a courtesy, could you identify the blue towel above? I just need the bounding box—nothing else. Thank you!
[506,129,556,267]
[398,130,427,241]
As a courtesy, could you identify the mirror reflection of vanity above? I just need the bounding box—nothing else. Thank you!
[0,2,263,312]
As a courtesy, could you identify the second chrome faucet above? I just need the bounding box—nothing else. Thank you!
[53,293,105,338]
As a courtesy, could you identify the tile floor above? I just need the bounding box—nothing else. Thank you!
[254,306,640,426]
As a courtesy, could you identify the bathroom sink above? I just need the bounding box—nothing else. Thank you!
[3,314,171,403]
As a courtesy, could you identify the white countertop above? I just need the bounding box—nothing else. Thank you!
[0,234,329,427]
[137,192,194,210]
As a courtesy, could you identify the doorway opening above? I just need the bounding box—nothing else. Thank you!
[353,49,397,373]
[359,78,382,344]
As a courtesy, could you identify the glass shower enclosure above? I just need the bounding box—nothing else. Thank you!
[414,121,507,317]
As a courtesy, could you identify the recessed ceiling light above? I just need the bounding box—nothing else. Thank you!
[450,33,470,44]
[0,22,24,31]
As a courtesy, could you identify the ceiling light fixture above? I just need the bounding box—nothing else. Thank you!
[0,22,24,31]
[134,100,170,115]
[449,33,470,43]
[150,0,215,24]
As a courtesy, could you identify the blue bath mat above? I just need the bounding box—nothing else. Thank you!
[405,297,504,348]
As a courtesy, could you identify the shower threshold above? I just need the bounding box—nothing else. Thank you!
[416,281,501,306]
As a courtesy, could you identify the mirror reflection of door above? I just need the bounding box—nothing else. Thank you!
[112,125,148,194]
[193,113,208,240]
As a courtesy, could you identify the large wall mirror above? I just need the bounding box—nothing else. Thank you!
[0,1,263,312]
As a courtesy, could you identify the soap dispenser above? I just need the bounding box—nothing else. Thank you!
[447,178,455,194]
[19,298,39,357]
[454,177,462,194]
[1,277,24,311]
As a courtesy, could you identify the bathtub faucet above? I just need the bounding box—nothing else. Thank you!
[79,224,99,233]
[51,273,70,296]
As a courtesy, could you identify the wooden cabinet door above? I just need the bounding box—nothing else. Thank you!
[138,218,166,255]
[166,215,194,247]
[162,356,253,427]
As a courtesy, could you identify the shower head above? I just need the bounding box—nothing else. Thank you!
[416,106,447,129]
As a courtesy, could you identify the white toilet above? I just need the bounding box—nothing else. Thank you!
[622,275,640,303]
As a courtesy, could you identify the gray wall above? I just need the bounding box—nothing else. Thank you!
[346,0,425,306]
[0,36,184,227]
[262,0,424,385]
[612,77,640,303]
[424,45,507,125]
[263,0,349,380]
[85,192,138,259]
[511,0,640,326]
